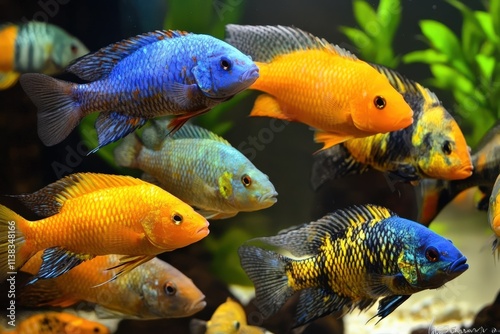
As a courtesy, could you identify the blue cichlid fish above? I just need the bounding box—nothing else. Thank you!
[20,30,259,152]
[311,64,472,191]
[414,122,500,226]
[114,119,278,219]
[0,21,89,90]
[239,204,468,327]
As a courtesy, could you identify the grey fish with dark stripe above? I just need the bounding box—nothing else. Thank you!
[0,21,88,90]
[311,64,473,190]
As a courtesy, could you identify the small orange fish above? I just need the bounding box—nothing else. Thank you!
[225,25,413,149]
[0,173,209,284]
[0,312,109,334]
[20,253,206,319]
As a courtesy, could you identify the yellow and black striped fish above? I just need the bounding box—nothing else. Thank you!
[415,122,500,226]
[311,65,472,190]
[238,204,468,327]
[0,21,88,90]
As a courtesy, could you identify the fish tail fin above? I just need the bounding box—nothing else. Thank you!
[0,71,20,90]
[238,245,294,318]
[0,205,32,281]
[113,133,143,169]
[19,73,82,146]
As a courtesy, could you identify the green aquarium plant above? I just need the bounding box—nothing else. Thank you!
[403,0,500,147]
[340,0,402,68]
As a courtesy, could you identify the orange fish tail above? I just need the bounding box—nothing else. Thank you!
[0,205,32,281]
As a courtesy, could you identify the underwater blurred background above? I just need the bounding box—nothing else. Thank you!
[0,0,499,333]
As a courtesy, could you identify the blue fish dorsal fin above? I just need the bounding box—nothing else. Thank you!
[14,173,146,217]
[256,204,395,257]
[26,247,94,285]
[370,63,441,106]
[168,121,230,145]
[67,30,190,81]
[225,24,357,63]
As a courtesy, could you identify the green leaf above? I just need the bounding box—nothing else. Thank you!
[475,11,499,45]
[429,64,475,94]
[377,0,402,42]
[352,0,378,34]
[475,54,495,82]
[419,20,473,78]
[339,26,375,56]
[489,0,500,42]
[402,49,448,64]
[445,0,485,64]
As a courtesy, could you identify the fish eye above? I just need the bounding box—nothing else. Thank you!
[93,327,101,333]
[172,213,183,225]
[425,246,440,262]
[233,321,240,330]
[373,96,386,109]
[241,174,252,187]
[220,57,232,71]
[442,140,452,155]
[164,282,177,296]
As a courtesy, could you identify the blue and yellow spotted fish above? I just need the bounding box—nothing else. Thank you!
[238,204,468,327]
[0,21,88,90]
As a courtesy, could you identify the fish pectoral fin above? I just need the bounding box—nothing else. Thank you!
[26,247,94,285]
[0,71,20,90]
[250,94,292,121]
[369,295,411,324]
[167,108,210,136]
[95,305,137,320]
[189,319,208,334]
[90,112,147,154]
[311,144,369,190]
[294,287,350,328]
[388,163,419,182]
[93,254,154,287]
[314,130,352,151]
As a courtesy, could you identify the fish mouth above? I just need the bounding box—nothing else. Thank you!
[189,295,207,314]
[240,66,259,83]
[196,221,210,236]
[259,191,278,206]
[446,164,474,180]
[447,256,468,275]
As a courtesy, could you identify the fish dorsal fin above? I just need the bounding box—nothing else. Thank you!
[67,30,189,81]
[369,63,441,106]
[168,122,230,145]
[225,24,357,63]
[15,173,146,217]
[256,204,395,257]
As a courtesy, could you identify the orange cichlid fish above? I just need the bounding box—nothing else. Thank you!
[0,312,109,334]
[190,297,267,334]
[311,64,473,190]
[225,25,413,149]
[19,253,206,319]
[0,22,88,90]
[0,173,209,284]
[488,174,500,256]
